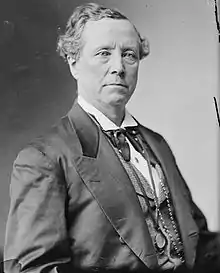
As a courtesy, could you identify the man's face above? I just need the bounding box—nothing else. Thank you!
[70,18,140,109]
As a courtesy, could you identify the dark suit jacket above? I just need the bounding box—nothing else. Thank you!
[4,102,220,273]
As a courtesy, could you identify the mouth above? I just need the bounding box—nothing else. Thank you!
[105,83,128,88]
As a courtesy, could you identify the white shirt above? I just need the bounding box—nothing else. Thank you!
[77,96,160,196]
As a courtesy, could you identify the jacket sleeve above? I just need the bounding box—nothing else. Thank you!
[173,159,208,233]
[160,136,220,272]
[158,135,208,231]
[4,146,73,273]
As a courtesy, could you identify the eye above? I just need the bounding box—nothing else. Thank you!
[96,50,111,57]
[122,51,138,63]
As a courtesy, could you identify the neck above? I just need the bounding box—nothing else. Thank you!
[77,93,127,126]
[93,102,125,127]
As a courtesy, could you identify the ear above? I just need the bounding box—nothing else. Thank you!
[67,55,79,80]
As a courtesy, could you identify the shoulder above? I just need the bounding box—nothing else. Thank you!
[137,123,176,160]
[16,115,79,167]
[138,123,167,145]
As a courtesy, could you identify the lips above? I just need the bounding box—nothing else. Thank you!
[105,83,128,88]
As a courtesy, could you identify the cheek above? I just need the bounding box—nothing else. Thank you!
[84,62,107,81]
[127,67,139,85]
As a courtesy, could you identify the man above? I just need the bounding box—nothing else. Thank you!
[4,2,220,273]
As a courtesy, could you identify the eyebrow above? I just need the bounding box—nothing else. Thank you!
[93,44,139,53]
[94,46,114,51]
[122,46,138,52]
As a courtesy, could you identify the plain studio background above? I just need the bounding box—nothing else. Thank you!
[0,0,219,254]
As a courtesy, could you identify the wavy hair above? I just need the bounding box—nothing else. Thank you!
[57,2,149,61]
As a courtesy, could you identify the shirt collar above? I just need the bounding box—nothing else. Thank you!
[77,95,137,131]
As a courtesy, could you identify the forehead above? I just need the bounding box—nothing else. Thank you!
[81,18,140,50]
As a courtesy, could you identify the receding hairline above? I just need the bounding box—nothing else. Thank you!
[82,18,141,38]
[57,3,149,61]
[78,18,143,54]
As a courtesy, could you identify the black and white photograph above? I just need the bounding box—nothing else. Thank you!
[0,0,219,272]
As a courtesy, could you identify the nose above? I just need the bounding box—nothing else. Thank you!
[109,51,125,78]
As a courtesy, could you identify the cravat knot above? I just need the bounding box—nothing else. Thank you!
[105,128,131,162]
[104,126,157,166]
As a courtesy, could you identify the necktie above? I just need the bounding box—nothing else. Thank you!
[104,127,150,162]
[105,129,131,161]
[124,127,144,154]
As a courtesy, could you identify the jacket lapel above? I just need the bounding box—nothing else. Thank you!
[65,103,158,269]
[138,125,199,268]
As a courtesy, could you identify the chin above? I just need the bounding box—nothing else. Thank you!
[108,96,129,107]
[101,89,132,107]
